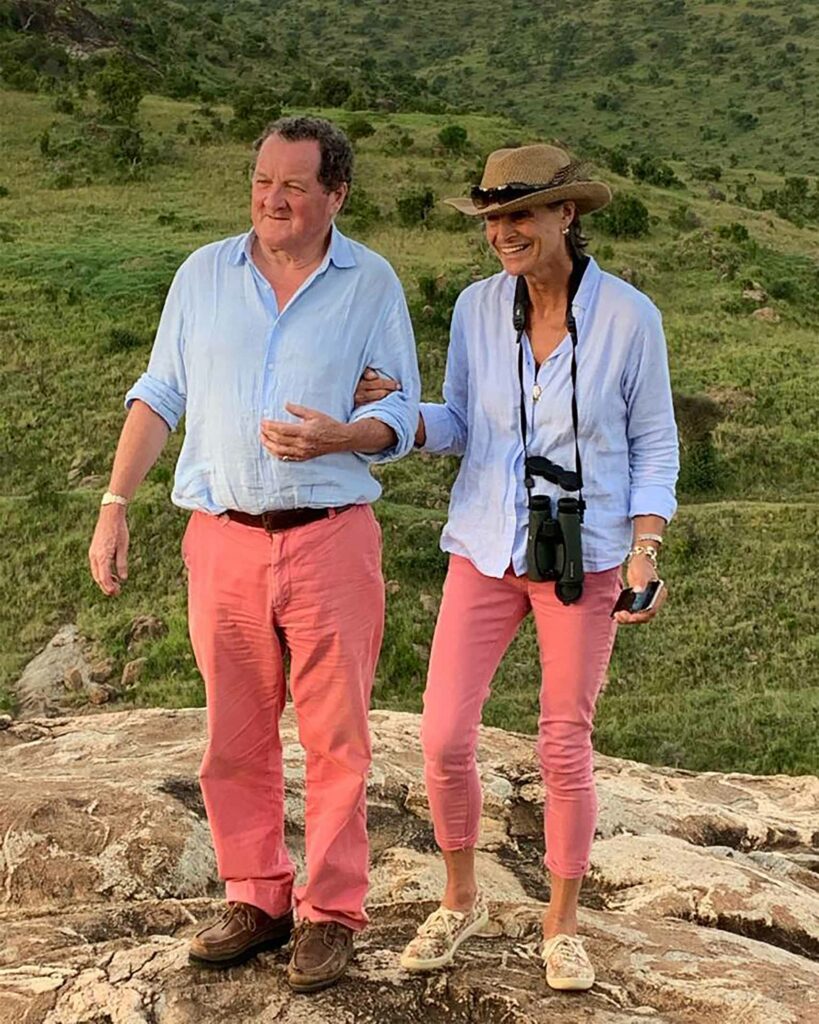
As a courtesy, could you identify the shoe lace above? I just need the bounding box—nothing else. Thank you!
[545,934,587,969]
[221,902,256,933]
[416,906,459,942]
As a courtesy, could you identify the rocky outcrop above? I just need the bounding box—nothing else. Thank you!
[13,625,112,718]
[1,708,817,1023]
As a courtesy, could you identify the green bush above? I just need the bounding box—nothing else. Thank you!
[632,154,682,188]
[592,193,650,239]
[396,188,435,227]
[668,204,701,233]
[346,118,376,143]
[230,87,282,142]
[673,392,725,494]
[94,55,144,125]
[315,72,352,107]
[438,124,468,153]
[605,149,630,176]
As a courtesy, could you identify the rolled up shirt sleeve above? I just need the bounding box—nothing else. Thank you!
[420,295,469,456]
[349,286,421,463]
[124,267,188,430]
[623,305,680,521]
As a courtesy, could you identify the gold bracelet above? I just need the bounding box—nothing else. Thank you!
[626,544,658,569]
[636,532,664,547]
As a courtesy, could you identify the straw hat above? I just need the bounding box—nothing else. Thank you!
[444,144,611,217]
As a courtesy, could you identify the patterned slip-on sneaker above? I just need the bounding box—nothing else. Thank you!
[541,933,595,991]
[399,892,489,972]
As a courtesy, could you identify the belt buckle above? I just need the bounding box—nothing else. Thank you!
[261,510,281,532]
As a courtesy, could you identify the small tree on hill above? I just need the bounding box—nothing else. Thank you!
[230,87,282,142]
[93,53,145,169]
[438,124,468,153]
[592,193,650,239]
[396,188,435,227]
[346,118,376,143]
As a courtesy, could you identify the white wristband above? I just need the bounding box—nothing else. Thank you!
[101,491,129,507]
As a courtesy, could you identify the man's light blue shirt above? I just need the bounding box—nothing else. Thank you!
[126,225,420,513]
[420,257,679,576]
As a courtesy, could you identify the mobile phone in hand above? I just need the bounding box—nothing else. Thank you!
[611,579,664,617]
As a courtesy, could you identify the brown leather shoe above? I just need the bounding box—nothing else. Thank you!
[287,920,355,993]
[189,902,293,967]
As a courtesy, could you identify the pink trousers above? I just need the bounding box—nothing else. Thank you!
[422,554,619,879]
[183,505,384,931]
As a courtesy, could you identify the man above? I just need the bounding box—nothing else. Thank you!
[88,116,420,993]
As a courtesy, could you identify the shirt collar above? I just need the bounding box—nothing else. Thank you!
[501,254,601,313]
[229,222,357,269]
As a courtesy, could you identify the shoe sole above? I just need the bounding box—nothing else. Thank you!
[188,932,292,969]
[287,968,348,994]
[399,906,490,972]
[547,975,595,991]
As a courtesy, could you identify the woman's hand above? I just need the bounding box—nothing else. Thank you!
[354,367,401,407]
[614,553,667,625]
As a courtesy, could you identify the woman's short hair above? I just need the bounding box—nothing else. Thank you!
[254,116,353,194]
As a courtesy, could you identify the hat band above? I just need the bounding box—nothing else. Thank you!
[470,161,589,210]
[470,181,559,209]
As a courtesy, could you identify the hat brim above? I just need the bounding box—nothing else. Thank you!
[443,181,612,217]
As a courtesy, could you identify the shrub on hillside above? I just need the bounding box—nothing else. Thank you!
[632,154,682,188]
[729,109,758,131]
[346,118,376,143]
[716,223,750,243]
[0,35,70,92]
[673,391,725,494]
[668,204,701,233]
[604,148,630,176]
[94,55,143,125]
[601,40,636,72]
[593,92,622,112]
[230,87,282,142]
[592,193,650,239]
[396,188,435,227]
[315,72,352,107]
[438,124,468,153]
[340,186,381,234]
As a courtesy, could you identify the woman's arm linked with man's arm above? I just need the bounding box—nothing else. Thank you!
[354,295,470,454]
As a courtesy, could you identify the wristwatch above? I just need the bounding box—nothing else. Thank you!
[101,491,129,507]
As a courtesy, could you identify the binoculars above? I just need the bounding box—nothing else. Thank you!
[525,457,584,605]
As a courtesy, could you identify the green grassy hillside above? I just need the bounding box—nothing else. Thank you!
[3,0,819,175]
[1,82,817,774]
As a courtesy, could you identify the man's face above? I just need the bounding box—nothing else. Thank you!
[251,135,347,255]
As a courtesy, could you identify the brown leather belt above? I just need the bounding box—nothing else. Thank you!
[225,505,352,532]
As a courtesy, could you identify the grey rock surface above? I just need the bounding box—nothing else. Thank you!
[0,707,817,1023]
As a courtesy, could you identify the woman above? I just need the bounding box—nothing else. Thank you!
[358,144,678,990]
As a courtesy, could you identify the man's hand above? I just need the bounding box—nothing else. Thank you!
[89,506,129,596]
[261,404,353,461]
[354,367,400,407]
[614,553,667,625]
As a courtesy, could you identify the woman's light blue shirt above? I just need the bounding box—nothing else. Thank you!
[420,258,679,576]
[126,226,420,514]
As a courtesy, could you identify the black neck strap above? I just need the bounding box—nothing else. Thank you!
[515,256,589,507]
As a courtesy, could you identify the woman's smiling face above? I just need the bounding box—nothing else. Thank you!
[484,201,575,276]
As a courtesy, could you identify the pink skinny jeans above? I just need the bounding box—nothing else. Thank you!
[183,504,384,931]
[421,554,620,879]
